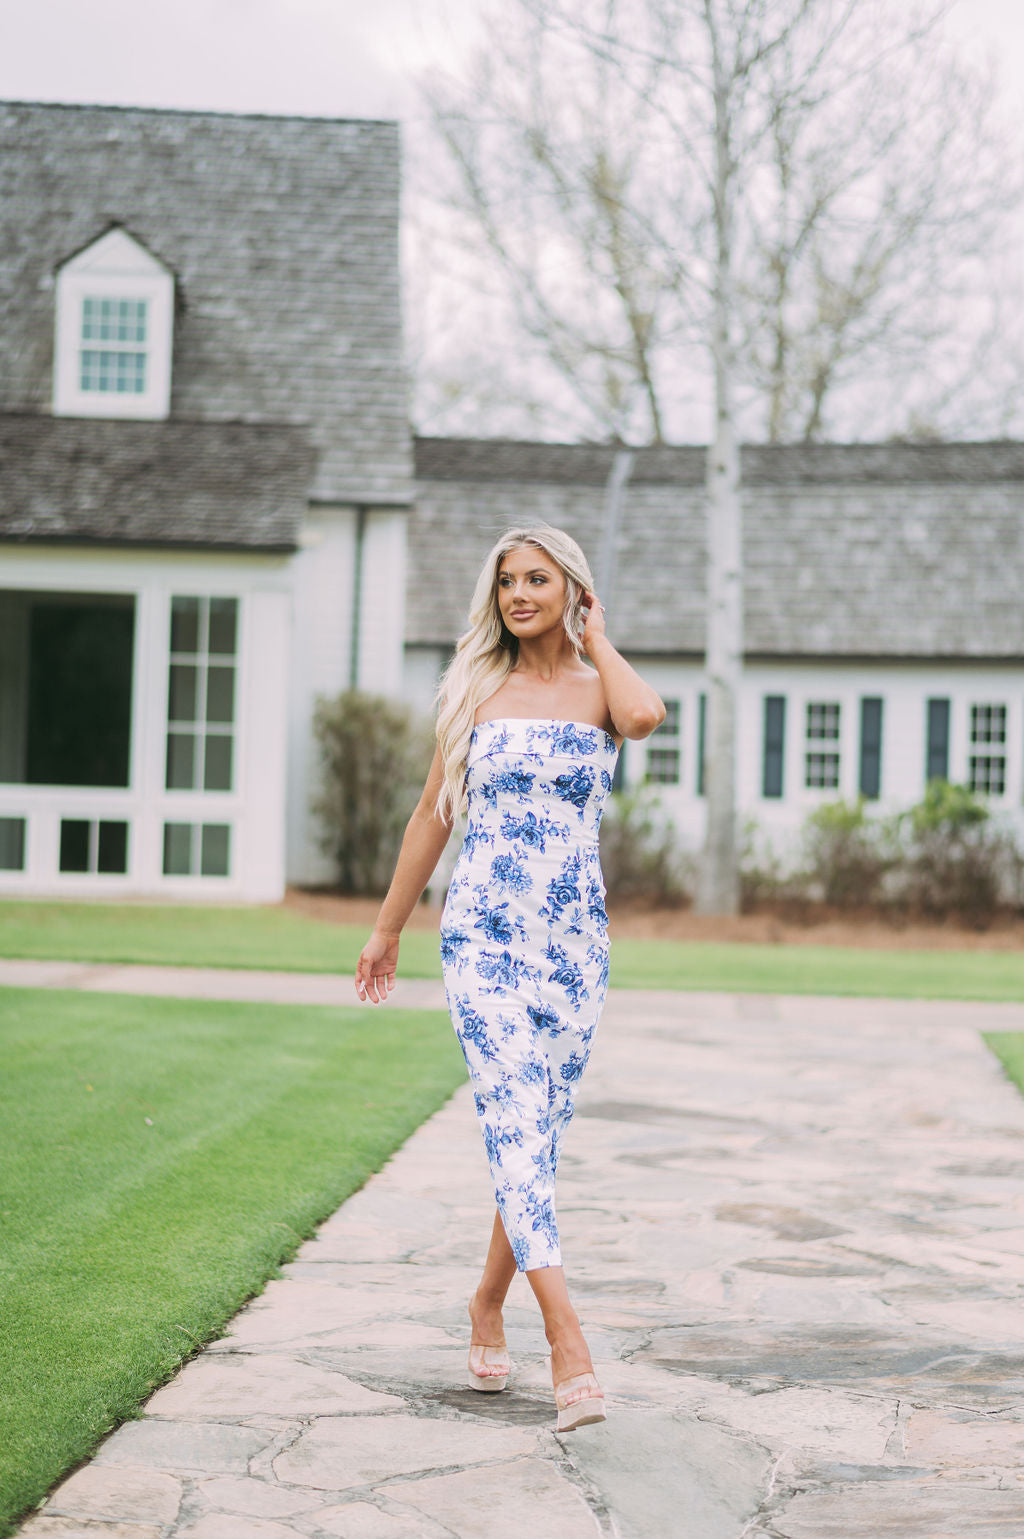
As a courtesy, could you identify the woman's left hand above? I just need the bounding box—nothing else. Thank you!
[580,591,607,655]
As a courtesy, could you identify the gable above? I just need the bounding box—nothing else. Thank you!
[59,226,173,279]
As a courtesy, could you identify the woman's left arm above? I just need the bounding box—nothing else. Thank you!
[582,592,666,740]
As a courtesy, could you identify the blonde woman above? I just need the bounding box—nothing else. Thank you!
[356,526,664,1431]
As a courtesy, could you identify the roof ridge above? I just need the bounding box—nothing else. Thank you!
[0,98,398,128]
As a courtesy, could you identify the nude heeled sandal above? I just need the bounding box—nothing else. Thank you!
[467,1342,511,1392]
[554,1372,606,1431]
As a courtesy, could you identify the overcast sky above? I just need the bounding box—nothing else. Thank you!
[1,0,1023,122]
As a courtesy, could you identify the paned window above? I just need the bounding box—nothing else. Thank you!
[0,817,26,871]
[968,703,1007,797]
[163,822,231,877]
[806,701,840,740]
[969,757,1006,796]
[53,227,173,420]
[58,818,128,874]
[805,700,840,790]
[166,597,238,792]
[971,704,1006,745]
[80,297,148,394]
[646,698,681,785]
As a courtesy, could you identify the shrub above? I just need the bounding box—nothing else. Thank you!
[800,797,895,908]
[739,818,790,910]
[599,789,691,906]
[896,779,1020,925]
[312,690,434,895]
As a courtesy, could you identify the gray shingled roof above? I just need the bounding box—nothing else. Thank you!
[411,438,1024,659]
[0,413,314,549]
[0,101,411,505]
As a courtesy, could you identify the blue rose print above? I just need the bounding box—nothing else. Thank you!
[553,763,596,812]
[489,853,533,895]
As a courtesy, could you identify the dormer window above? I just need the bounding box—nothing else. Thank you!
[80,298,149,395]
[53,227,174,420]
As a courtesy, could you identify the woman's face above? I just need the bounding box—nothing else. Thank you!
[496,545,568,641]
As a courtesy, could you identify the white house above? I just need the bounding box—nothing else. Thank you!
[1,101,1022,902]
[408,439,1024,860]
[0,102,411,899]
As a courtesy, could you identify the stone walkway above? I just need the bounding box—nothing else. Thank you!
[10,961,1024,1538]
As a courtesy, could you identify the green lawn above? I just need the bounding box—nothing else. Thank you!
[608,937,1024,1001]
[1,899,1023,1001]
[984,1033,1024,1099]
[0,899,444,978]
[0,987,464,1538]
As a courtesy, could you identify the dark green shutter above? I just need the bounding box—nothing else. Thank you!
[697,691,706,796]
[762,695,786,798]
[859,697,883,800]
[926,698,950,783]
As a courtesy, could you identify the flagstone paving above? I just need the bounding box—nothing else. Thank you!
[12,966,1024,1538]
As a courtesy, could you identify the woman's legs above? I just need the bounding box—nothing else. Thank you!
[526,1262,595,1388]
[468,1208,515,1374]
[469,1206,595,1389]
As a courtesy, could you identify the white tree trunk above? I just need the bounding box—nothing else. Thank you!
[696,63,743,916]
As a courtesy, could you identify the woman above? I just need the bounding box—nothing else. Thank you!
[355,525,664,1432]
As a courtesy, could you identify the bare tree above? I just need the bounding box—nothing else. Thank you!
[412,0,1023,912]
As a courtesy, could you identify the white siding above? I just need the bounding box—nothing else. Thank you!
[612,657,1024,864]
[402,645,446,713]
[357,510,407,696]
[285,507,357,886]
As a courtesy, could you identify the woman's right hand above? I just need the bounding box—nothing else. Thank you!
[355,929,400,1005]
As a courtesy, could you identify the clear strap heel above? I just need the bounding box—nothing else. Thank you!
[467,1342,511,1392]
[555,1371,606,1431]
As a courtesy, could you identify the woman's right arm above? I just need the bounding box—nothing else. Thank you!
[355,744,454,1004]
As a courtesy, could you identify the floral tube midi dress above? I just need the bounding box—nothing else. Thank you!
[440,717,618,1271]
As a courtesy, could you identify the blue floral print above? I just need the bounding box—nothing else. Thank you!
[489,853,533,896]
[475,947,540,994]
[439,928,471,967]
[441,717,618,1271]
[553,764,596,814]
[544,938,590,1010]
[472,898,526,946]
[500,808,568,852]
[539,852,583,925]
[453,994,500,1063]
[526,1002,565,1035]
[480,767,536,808]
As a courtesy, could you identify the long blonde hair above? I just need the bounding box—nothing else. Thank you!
[434,526,595,823]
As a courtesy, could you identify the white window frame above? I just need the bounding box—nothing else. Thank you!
[165,596,239,796]
[53,228,174,420]
[968,700,1008,799]
[804,699,841,791]
[645,698,682,786]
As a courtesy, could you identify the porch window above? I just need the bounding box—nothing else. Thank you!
[166,597,238,792]
[805,701,840,790]
[0,817,26,871]
[969,702,1007,796]
[645,699,681,785]
[59,818,128,874]
[0,591,134,788]
[163,822,231,877]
